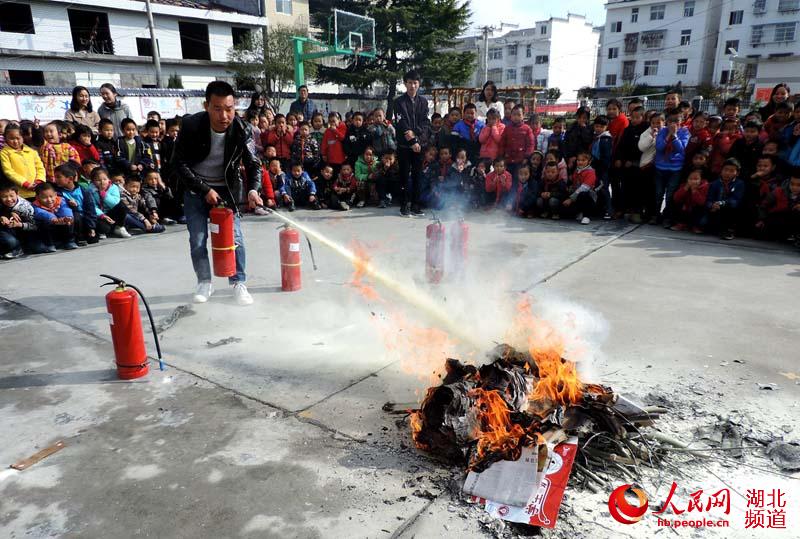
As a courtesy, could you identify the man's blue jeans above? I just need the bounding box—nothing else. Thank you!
[184,192,246,284]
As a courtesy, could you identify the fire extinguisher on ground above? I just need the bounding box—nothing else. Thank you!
[426,218,446,284]
[278,223,317,292]
[101,274,164,380]
[210,205,236,277]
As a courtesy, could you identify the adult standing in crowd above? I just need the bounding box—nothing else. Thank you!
[64,86,100,133]
[173,81,264,306]
[97,83,132,137]
[394,69,431,217]
[758,83,791,122]
[246,91,276,117]
[289,85,317,121]
[475,81,504,121]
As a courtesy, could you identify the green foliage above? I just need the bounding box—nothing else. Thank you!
[695,82,722,100]
[577,86,595,99]
[227,24,316,110]
[167,73,183,89]
[310,0,476,112]
[545,87,561,101]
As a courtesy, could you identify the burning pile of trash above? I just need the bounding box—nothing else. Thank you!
[398,342,670,529]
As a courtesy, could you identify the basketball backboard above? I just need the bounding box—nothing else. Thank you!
[333,9,375,57]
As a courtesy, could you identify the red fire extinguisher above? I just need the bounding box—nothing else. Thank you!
[101,274,164,380]
[426,219,446,284]
[210,205,236,277]
[279,223,302,291]
[449,218,470,278]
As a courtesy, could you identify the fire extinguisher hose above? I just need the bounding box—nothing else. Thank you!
[100,274,164,371]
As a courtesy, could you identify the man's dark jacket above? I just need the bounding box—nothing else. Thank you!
[172,112,262,209]
[393,93,431,149]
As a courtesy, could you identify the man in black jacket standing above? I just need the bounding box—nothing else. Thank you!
[394,70,431,217]
[173,81,264,306]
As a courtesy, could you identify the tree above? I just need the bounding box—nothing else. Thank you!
[167,73,183,89]
[227,24,316,110]
[310,0,476,114]
[577,86,596,99]
[545,87,561,101]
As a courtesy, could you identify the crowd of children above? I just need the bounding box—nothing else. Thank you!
[1,83,799,260]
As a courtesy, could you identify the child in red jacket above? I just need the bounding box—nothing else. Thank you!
[709,118,741,176]
[263,115,294,171]
[499,105,534,186]
[754,155,789,240]
[69,125,100,165]
[322,112,347,177]
[562,151,597,224]
[671,169,709,233]
[484,157,512,208]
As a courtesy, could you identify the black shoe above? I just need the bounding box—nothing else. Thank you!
[721,230,735,241]
[378,200,388,209]
[400,204,411,217]
[411,206,425,217]
[289,203,296,212]
[76,240,88,247]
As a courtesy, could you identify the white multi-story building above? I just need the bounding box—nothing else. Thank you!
[711,0,800,100]
[597,0,724,90]
[455,14,601,102]
[0,0,308,89]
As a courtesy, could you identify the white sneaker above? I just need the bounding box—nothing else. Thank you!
[193,281,214,303]
[253,206,272,216]
[580,217,591,225]
[114,226,132,238]
[233,282,253,306]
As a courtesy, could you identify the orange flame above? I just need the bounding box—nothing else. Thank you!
[348,240,381,301]
[469,388,528,461]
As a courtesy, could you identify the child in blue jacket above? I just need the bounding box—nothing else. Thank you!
[591,115,613,219]
[654,113,691,227]
[707,158,746,240]
[53,163,98,245]
[31,182,77,251]
[89,167,131,238]
[286,162,319,209]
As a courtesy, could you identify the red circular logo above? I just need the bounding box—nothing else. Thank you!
[608,484,649,524]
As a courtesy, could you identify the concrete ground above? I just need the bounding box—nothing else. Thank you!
[1,209,798,538]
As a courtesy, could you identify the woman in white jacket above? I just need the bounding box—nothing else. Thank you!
[475,81,504,121]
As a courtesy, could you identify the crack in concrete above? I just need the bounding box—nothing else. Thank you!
[524,224,642,291]
[388,497,439,539]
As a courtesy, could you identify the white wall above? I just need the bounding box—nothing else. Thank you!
[546,19,601,101]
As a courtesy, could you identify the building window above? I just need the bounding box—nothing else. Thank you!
[754,0,767,13]
[179,21,210,60]
[624,33,639,53]
[610,21,622,33]
[684,1,695,17]
[643,60,659,76]
[488,68,502,81]
[724,39,740,53]
[8,70,45,86]
[608,47,619,59]
[680,29,691,45]
[489,47,502,60]
[276,0,292,15]
[744,63,758,79]
[676,58,688,74]
[535,54,549,64]
[232,27,251,47]
[729,10,743,25]
[720,70,730,84]
[0,3,35,34]
[67,9,114,54]
[641,30,665,49]
[526,44,532,57]
[534,78,547,87]
[775,22,797,42]
[650,4,666,20]
[505,68,516,82]
[751,25,764,45]
[540,25,547,35]
[522,65,533,83]
[778,0,800,11]
[507,44,517,56]
[631,8,639,23]
[622,61,636,81]
[605,74,617,86]
[136,37,160,57]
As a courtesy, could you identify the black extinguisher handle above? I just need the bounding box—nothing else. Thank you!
[99,275,164,371]
[306,235,317,271]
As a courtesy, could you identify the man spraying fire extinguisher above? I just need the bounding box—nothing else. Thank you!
[173,81,264,305]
